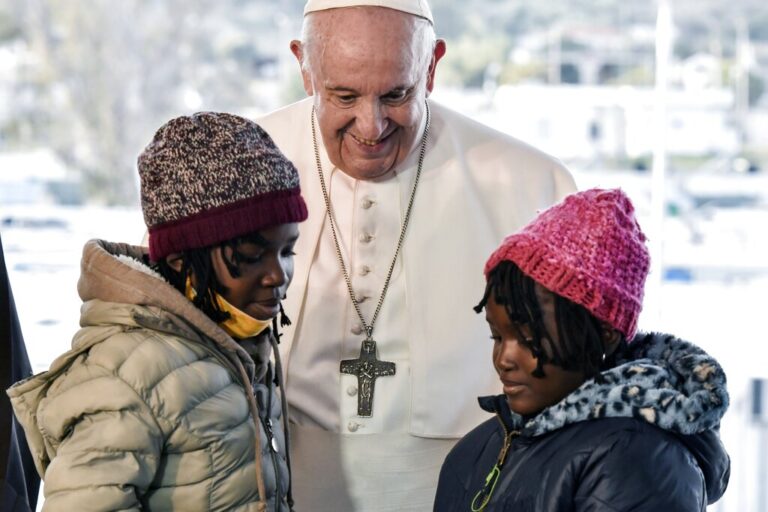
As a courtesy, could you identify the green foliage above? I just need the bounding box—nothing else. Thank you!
[498,62,547,85]
[0,11,20,42]
[439,33,510,88]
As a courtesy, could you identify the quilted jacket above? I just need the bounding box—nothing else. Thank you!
[7,240,291,511]
[434,333,730,511]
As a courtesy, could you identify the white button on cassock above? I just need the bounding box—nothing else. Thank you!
[347,421,360,432]
[359,233,374,243]
[359,265,371,276]
[347,385,358,396]
[362,198,374,209]
[351,324,363,335]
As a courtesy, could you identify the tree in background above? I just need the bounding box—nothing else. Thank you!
[3,0,302,205]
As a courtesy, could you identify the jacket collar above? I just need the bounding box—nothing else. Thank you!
[479,332,729,438]
[77,239,259,381]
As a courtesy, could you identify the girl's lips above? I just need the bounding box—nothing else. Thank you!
[249,299,280,319]
[501,380,527,395]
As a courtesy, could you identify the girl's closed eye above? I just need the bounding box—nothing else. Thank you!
[234,247,265,265]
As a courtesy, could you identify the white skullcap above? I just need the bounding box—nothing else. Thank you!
[303,0,433,24]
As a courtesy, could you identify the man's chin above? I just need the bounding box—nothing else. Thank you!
[338,156,398,181]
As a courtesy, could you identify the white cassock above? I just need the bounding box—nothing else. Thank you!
[257,98,576,511]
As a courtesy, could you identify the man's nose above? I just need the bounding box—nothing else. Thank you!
[355,100,387,140]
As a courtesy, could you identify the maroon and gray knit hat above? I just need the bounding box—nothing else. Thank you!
[484,188,650,340]
[139,112,308,261]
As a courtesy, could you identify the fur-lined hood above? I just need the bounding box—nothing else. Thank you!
[480,332,729,437]
[75,239,262,380]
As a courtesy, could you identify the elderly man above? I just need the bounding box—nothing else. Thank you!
[257,0,576,509]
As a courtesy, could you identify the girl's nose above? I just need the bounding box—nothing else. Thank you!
[262,257,289,288]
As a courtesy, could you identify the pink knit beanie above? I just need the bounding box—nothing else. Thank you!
[484,188,650,340]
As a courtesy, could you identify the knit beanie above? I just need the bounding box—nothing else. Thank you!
[484,188,650,340]
[139,112,308,261]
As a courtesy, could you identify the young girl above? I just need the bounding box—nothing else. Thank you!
[434,188,730,511]
[7,113,307,511]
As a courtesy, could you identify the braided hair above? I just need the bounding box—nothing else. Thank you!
[152,232,283,325]
[475,260,621,379]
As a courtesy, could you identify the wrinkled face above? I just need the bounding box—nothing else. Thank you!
[486,285,587,417]
[211,223,299,321]
[293,7,445,180]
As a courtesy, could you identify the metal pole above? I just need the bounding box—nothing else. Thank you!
[649,0,672,326]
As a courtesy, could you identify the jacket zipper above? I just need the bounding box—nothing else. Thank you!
[471,414,520,511]
[258,370,285,512]
[260,415,283,511]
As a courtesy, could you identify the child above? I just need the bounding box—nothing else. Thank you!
[434,188,730,511]
[7,113,307,511]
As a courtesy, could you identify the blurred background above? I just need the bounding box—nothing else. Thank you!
[0,0,766,510]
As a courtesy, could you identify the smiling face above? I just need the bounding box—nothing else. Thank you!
[210,223,299,321]
[485,285,587,417]
[292,7,445,180]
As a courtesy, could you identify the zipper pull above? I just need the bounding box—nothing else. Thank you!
[471,464,501,511]
[265,418,280,453]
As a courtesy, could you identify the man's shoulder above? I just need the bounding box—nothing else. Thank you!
[256,97,312,131]
[429,100,567,173]
[254,98,314,162]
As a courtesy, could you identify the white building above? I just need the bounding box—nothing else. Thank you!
[434,84,740,162]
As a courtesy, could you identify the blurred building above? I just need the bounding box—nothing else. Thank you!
[0,150,80,205]
[434,84,739,163]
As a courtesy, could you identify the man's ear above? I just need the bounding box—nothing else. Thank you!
[426,39,447,95]
[290,40,314,96]
[164,253,184,273]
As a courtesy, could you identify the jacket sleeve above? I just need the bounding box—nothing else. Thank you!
[573,427,706,512]
[433,455,465,512]
[37,372,164,511]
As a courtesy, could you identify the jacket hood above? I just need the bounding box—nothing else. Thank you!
[481,332,729,436]
[480,332,730,501]
[75,239,260,378]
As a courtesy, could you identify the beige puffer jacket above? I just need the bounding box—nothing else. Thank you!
[7,240,291,511]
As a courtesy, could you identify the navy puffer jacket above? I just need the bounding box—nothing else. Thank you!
[434,333,730,511]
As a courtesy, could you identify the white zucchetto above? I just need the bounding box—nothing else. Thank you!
[303,0,433,23]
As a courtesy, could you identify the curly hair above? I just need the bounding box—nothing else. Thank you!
[475,260,624,378]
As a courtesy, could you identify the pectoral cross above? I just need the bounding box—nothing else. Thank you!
[340,338,396,417]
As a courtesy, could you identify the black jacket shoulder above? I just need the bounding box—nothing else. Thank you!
[435,416,713,512]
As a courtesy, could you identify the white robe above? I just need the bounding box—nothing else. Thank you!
[257,98,576,511]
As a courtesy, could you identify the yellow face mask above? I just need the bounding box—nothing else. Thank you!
[185,278,271,339]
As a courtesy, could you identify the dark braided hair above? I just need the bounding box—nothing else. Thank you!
[475,260,621,378]
[152,232,276,325]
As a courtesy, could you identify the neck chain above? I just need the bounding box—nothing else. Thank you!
[312,103,431,417]
[311,102,430,342]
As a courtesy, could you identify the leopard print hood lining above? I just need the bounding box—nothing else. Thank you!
[481,332,729,437]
